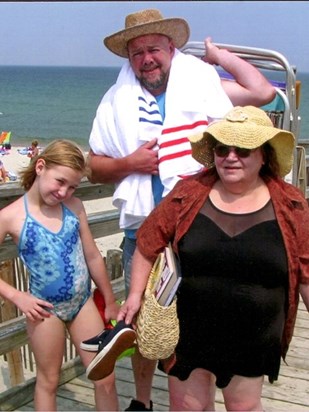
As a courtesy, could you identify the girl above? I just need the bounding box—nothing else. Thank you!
[0,140,120,411]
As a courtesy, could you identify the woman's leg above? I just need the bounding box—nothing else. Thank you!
[68,297,119,411]
[168,368,216,411]
[222,375,264,411]
[27,316,66,411]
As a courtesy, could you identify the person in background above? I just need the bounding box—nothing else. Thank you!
[0,140,135,411]
[27,139,39,160]
[118,106,309,411]
[0,157,8,182]
[87,8,275,411]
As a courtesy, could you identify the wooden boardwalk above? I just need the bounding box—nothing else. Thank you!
[15,301,309,411]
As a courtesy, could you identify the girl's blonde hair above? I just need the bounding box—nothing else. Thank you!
[20,139,86,191]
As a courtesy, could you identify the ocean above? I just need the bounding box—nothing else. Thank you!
[1,65,309,149]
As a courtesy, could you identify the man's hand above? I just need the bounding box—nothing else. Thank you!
[127,138,159,175]
[202,37,220,65]
[87,138,159,183]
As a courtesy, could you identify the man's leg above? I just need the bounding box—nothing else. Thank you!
[123,237,155,411]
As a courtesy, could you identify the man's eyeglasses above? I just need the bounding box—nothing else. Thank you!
[213,144,253,158]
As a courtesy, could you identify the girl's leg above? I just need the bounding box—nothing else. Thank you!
[27,316,66,411]
[168,368,216,411]
[222,375,264,411]
[67,297,118,411]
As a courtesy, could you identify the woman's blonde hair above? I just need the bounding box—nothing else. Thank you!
[20,139,86,191]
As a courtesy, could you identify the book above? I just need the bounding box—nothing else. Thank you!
[154,262,173,301]
[148,251,166,294]
[154,243,182,306]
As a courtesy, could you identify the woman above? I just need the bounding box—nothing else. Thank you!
[118,106,309,411]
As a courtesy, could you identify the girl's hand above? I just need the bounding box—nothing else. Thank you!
[104,302,120,322]
[104,300,121,322]
[14,291,54,322]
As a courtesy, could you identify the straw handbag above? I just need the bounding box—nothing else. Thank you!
[136,252,180,360]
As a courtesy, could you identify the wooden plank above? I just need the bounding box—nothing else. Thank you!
[0,261,24,386]
[0,317,27,356]
[87,210,121,239]
[59,357,309,412]
[12,354,309,412]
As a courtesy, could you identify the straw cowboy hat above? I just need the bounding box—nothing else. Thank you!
[189,106,295,177]
[104,9,190,58]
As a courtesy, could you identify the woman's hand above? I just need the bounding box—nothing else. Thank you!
[117,292,143,325]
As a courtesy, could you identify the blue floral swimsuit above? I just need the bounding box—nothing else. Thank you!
[18,195,91,322]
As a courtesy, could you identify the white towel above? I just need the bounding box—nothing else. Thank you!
[89,50,232,229]
[158,50,233,193]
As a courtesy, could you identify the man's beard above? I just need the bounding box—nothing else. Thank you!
[139,71,168,91]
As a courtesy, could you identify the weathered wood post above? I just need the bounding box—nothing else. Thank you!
[106,249,123,281]
[0,261,25,386]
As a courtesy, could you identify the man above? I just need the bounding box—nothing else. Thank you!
[87,9,275,411]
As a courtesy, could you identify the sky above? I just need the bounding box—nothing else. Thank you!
[1,1,309,73]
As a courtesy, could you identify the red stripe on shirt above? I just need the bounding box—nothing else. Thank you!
[160,137,189,149]
[159,149,193,163]
[161,120,208,135]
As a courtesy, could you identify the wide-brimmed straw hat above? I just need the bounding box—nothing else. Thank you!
[104,9,190,58]
[189,106,295,177]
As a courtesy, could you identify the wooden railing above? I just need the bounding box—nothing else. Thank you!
[0,180,124,410]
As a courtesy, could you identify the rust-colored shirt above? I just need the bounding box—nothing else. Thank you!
[137,171,309,358]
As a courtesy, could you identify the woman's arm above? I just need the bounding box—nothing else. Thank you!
[117,247,153,324]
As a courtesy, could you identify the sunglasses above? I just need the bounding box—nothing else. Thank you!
[213,144,253,158]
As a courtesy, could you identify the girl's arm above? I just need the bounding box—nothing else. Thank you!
[72,198,119,321]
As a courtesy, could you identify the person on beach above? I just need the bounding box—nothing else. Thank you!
[27,139,39,160]
[87,9,276,411]
[118,106,309,411]
[0,157,8,183]
[0,139,136,411]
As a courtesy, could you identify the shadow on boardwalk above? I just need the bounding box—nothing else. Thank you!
[16,302,309,411]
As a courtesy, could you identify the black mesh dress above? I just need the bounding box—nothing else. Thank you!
[168,198,288,388]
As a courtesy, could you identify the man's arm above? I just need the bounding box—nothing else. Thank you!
[202,37,276,107]
[87,138,159,184]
